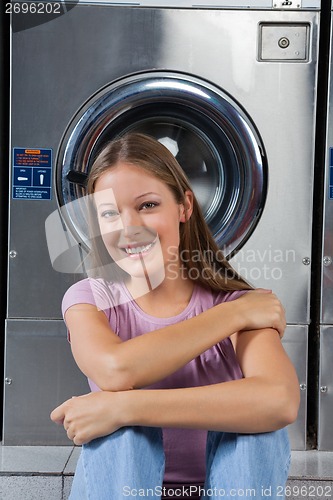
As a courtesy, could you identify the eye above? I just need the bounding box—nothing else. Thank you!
[99,209,119,220]
[139,201,159,211]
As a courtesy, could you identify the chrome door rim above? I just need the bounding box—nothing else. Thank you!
[56,71,267,257]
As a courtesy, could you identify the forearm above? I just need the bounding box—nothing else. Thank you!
[121,377,298,434]
[50,375,298,446]
[69,290,286,392]
[105,301,242,390]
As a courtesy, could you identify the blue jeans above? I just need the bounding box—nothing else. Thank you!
[69,427,291,500]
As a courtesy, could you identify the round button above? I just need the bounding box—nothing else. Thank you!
[278,37,290,49]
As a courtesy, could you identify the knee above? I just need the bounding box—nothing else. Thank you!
[235,428,290,457]
[81,426,165,484]
[118,426,163,450]
[84,426,163,454]
[207,427,290,463]
[252,427,290,458]
[206,428,291,491]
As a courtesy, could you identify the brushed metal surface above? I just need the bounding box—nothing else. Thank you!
[318,327,333,451]
[7,5,319,447]
[71,0,321,8]
[9,6,319,324]
[3,320,89,445]
[321,13,333,325]
[2,322,308,449]
[259,23,309,61]
[282,326,308,451]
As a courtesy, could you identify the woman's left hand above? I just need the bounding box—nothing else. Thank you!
[50,391,124,445]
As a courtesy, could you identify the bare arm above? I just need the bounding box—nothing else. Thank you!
[66,290,285,391]
[124,328,300,432]
[51,328,300,445]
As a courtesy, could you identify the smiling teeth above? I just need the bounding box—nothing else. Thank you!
[125,242,154,255]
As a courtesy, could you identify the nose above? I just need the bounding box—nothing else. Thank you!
[121,210,142,239]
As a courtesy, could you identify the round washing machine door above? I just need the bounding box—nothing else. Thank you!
[56,72,267,257]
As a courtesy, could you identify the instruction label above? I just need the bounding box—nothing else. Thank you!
[12,148,52,200]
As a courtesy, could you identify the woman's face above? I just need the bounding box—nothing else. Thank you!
[93,161,192,284]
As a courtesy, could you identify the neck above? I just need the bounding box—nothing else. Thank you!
[126,269,194,305]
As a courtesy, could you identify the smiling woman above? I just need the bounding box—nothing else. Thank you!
[92,162,193,298]
[51,133,299,500]
[85,133,250,294]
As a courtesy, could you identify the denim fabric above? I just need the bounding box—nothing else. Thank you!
[203,428,290,499]
[69,426,290,500]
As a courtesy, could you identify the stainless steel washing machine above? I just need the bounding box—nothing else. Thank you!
[319,0,333,452]
[4,0,321,448]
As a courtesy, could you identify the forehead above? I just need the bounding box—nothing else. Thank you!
[94,162,171,202]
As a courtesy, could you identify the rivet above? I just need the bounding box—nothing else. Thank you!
[323,256,332,267]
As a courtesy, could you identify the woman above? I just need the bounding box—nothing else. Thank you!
[51,133,300,500]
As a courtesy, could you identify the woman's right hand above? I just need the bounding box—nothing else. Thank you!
[235,289,286,338]
[50,391,127,445]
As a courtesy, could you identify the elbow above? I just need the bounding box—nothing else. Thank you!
[283,392,300,427]
[94,354,135,392]
[273,382,300,429]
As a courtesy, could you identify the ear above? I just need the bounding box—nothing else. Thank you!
[179,190,194,223]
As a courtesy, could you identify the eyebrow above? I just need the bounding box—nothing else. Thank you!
[97,192,160,209]
[135,192,160,200]
[97,203,118,209]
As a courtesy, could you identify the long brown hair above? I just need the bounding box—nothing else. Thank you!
[86,132,251,292]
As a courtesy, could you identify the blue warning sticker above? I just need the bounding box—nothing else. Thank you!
[12,148,52,200]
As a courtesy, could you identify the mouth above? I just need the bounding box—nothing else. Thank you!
[120,238,157,257]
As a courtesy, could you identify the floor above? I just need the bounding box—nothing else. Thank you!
[0,446,332,499]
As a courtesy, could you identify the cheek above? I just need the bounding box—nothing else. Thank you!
[100,226,121,249]
[98,215,123,234]
[160,224,181,255]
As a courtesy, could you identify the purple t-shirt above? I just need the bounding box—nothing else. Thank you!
[62,278,245,487]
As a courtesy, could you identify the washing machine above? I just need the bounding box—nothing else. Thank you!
[319,0,333,452]
[4,0,321,449]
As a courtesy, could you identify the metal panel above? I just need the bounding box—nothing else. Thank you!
[2,322,308,448]
[7,220,81,319]
[74,0,321,9]
[7,4,319,445]
[259,23,310,61]
[282,326,308,451]
[318,326,333,451]
[3,320,89,445]
[9,7,319,325]
[321,14,333,325]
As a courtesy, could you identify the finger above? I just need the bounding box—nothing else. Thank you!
[73,436,84,446]
[277,319,286,338]
[50,404,66,424]
[66,427,75,441]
